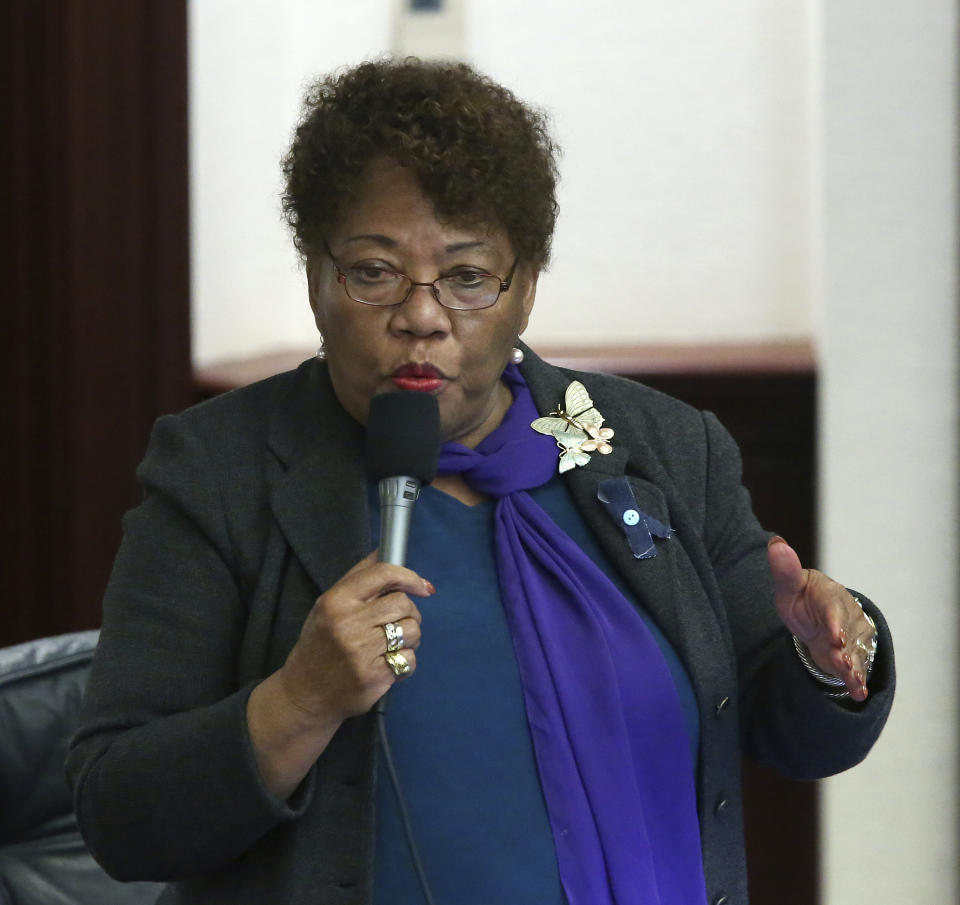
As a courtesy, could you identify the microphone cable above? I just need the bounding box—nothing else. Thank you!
[366,391,441,904]
[374,700,437,905]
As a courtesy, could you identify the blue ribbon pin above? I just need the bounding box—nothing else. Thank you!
[597,478,673,560]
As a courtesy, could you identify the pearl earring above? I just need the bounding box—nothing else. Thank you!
[316,337,326,360]
[510,345,524,365]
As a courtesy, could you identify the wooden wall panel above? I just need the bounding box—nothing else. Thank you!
[1,1,192,646]
[639,372,819,905]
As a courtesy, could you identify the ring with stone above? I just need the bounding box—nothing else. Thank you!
[383,622,404,652]
[385,650,411,677]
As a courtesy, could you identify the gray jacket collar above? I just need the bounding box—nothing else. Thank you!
[267,360,371,595]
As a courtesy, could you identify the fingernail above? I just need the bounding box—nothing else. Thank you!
[838,629,848,648]
[842,653,853,669]
[767,535,786,548]
[425,581,436,595]
[854,670,864,685]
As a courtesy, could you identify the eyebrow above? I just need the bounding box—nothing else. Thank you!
[340,235,493,255]
[341,233,397,247]
[444,240,490,254]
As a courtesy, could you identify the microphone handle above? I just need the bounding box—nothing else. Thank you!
[377,475,423,566]
[375,475,423,715]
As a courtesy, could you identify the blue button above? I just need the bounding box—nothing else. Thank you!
[623,509,640,526]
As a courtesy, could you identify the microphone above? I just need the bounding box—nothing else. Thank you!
[365,392,440,566]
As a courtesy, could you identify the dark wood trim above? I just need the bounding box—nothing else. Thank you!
[193,339,815,398]
[1,1,192,647]
[537,339,815,376]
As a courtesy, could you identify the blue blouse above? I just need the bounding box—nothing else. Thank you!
[371,479,698,905]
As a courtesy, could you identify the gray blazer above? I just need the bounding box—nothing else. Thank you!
[68,349,894,905]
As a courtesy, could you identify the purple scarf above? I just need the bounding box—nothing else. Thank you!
[437,366,706,905]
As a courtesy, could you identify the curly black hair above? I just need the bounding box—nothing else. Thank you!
[281,57,560,268]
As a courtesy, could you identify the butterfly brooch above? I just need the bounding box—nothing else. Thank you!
[531,380,615,473]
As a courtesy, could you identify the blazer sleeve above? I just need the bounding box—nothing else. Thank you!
[699,411,895,779]
[66,413,314,882]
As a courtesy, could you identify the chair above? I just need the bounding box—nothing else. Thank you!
[0,631,163,905]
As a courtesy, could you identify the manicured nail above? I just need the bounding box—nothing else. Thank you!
[854,670,864,686]
[838,629,848,649]
[425,581,436,595]
[842,653,853,670]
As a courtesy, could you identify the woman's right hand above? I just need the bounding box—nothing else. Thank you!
[280,551,434,721]
[246,552,434,799]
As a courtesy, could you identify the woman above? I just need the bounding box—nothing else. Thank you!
[68,58,893,905]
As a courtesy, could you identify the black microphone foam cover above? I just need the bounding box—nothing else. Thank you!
[365,391,441,483]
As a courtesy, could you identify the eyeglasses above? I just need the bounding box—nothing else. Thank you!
[325,245,518,311]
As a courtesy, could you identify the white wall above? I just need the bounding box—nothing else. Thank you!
[470,1,813,346]
[188,0,394,366]
[817,2,958,902]
[189,0,814,365]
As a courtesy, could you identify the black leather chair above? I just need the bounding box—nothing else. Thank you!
[0,631,163,905]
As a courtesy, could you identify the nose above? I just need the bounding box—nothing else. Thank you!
[390,282,452,337]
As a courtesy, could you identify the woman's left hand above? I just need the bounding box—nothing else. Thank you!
[767,536,876,702]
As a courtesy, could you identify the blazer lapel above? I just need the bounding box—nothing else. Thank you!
[267,361,372,594]
[521,348,731,704]
[566,458,684,658]
[521,352,680,633]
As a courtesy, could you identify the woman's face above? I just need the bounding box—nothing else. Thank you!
[307,158,538,448]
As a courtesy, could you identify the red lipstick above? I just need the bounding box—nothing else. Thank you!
[391,363,446,392]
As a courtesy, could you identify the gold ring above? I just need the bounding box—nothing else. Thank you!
[385,650,411,677]
[383,622,404,652]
